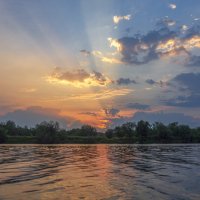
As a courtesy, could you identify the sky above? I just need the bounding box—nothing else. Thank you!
[0,0,200,129]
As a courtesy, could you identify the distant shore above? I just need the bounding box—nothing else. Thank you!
[1,120,200,144]
[2,135,200,144]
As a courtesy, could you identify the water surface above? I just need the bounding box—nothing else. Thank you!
[0,144,200,200]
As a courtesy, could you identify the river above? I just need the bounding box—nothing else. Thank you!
[0,144,200,200]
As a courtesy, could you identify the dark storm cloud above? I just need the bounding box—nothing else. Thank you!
[116,78,137,85]
[165,73,200,107]
[126,103,150,110]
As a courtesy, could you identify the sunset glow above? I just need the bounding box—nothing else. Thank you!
[0,0,200,129]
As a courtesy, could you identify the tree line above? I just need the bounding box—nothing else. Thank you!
[0,120,200,144]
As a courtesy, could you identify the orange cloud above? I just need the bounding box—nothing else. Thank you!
[46,68,112,88]
[156,36,200,56]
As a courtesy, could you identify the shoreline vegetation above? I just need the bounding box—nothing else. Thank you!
[0,120,200,144]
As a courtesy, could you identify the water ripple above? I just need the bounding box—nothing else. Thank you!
[0,144,200,200]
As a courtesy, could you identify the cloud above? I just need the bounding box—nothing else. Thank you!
[145,79,169,87]
[0,104,16,115]
[81,50,122,64]
[181,25,189,31]
[169,4,176,10]
[109,111,200,128]
[79,112,98,117]
[126,103,150,110]
[107,37,122,52]
[186,55,200,67]
[165,73,200,107]
[116,78,137,85]
[173,73,200,93]
[104,108,120,117]
[157,18,176,27]
[47,68,112,87]
[113,15,131,24]
[107,23,200,65]
[66,88,133,100]
[0,106,83,129]
[133,111,199,127]
[80,49,91,56]
[100,56,122,64]
[146,79,157,85]
[41,89,133,102]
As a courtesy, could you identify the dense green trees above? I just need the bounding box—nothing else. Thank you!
[0,120,200,144]
[35,121,60,144]
[0,127,7,143]
[136,120,150,142]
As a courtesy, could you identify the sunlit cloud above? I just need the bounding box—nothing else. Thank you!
[113,15,131,24]
[40,88,133,103]
[91,50,122,64]
[110,24,200,65]
[107,37,122,52]
[100,56,122,64]
[169,4,176,10]
[156,36,200,55]
[181,25,189,31]
[68,88,133,100]
[46,68,112,88]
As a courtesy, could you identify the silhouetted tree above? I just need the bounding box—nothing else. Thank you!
[153,122,171,142]
[105,129,114,138]
[5,121,16,135]
[121,122,136,138]
[35,121,60,143]
[136,120,150,142]
[0,127,7,143]
[80,125,97,136]
[178,125,191,142]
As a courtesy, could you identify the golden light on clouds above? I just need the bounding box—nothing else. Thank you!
[92,50,122,64]
[46,68,112,88]
[156,36,200,55]
[101,56,122,64]
[113,15,131,24]
[156,39,177,54]
[67,88,133,100]
[107,37,122,52]
[184,36,200,49]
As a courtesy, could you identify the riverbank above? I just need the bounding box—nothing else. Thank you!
[4,135,200,144]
